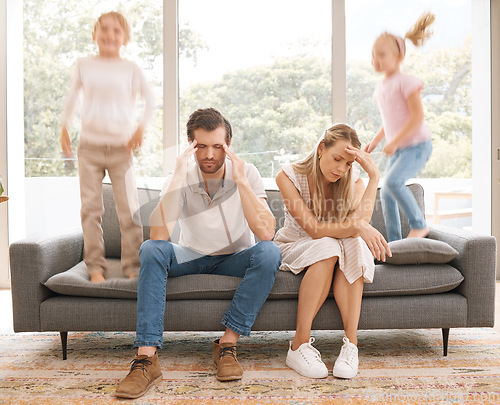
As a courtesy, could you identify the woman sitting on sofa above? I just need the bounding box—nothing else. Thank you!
[274,123,391,379]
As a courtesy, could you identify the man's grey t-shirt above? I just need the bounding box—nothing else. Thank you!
[160,157,267,256]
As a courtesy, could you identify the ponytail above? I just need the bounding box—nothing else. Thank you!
[404,11,435,47]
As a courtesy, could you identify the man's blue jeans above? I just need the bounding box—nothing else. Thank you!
[381,140,432,242]
[134,240,281,348]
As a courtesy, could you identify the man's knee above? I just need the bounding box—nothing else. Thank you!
[139,239,174,262]
[255,241,281,271]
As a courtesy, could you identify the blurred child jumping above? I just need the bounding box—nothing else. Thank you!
[364,11,435,242]
[60,11,155,282]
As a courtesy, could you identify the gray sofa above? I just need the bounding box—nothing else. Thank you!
[10,183,496,360]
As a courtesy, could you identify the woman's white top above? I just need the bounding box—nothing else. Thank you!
[274,164,375,284]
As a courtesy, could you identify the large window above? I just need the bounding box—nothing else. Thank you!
[178,0,332,178]
[12,0,476,240]
[22,1,472,181]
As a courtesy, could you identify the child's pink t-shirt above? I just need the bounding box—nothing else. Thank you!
[374,72,431,149]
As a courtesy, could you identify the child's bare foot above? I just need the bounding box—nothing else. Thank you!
[128,273,138,279]
[407,227,430,238]
[90,273,106,283]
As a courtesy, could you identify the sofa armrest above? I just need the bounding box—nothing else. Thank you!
[9,231,84,332]
[428,225,496,327]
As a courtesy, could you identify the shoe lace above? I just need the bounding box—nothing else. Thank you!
[339,340,356,366]
[345,347,356,365]
[301,339,323,364]
[219,345,237,360]
[129,357,153,375]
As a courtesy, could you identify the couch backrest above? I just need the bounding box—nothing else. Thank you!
[102,184,160,258]
[102,182,425,258]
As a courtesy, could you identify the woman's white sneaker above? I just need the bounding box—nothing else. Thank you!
[286,337,328,379]
[332,336,359,379]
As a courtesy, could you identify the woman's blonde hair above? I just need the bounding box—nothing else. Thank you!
[292,123,361,223]
[93,11,131,46]
[378,11,435,58]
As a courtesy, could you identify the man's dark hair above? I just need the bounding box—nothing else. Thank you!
[186,107,232,145]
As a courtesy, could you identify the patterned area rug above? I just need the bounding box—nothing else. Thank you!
[0,328,499,404]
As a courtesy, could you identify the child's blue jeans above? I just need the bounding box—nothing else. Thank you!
[134,239,281,348]
[381,140,432,242]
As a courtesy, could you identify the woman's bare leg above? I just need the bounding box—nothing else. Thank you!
[332,270,364,345]
[291,257,337,350]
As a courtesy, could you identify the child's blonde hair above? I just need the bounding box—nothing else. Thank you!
[292,123,361,223]
[378,11,435,58]
[92,11,131,46]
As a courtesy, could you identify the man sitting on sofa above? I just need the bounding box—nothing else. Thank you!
[115,107,282,399]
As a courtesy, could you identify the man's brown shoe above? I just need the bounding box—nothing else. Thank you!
[114,353,162,399]
[213,339,243,381]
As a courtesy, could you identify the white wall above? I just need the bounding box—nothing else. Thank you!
[472,0,492,236]
[24,178,82,239]
[0,0,25,289]
[0,0,8,288]
[492,0,500,279]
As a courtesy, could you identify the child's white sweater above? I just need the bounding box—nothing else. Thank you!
[61,56,155,146]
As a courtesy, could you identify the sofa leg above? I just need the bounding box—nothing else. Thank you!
[60,332,68,360]
[442,328,449,356]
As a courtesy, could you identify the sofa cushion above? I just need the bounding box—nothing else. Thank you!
[44,258,464,299]
[44,260,138,299]
[364,264,463,296]
[383,238,459,265]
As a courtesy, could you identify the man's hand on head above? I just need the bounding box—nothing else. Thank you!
[223,145,247,185]
[173,140,198,181]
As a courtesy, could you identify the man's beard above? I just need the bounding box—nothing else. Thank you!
[199,159,224,174]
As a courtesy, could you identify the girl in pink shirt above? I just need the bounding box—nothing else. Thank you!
[364,11,435,242]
